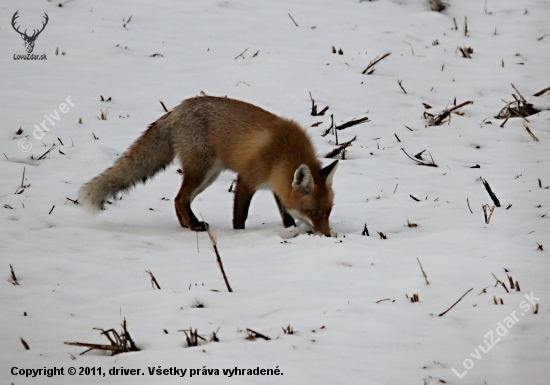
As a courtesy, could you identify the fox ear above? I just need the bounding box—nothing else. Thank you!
[320,160,338,187]
[292,164,314,195]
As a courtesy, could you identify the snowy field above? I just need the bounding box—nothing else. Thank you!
[1,0,549,383]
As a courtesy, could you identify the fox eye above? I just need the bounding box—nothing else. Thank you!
[310,209,319,217]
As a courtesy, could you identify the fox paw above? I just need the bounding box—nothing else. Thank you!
[192,221,209,232]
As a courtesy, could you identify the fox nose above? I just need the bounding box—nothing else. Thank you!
[319,226,332,237]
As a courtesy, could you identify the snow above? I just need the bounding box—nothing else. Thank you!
[1,0,549,383]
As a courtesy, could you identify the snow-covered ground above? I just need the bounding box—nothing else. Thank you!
[1,0,549,383]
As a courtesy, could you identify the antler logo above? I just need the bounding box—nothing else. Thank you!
[12,11,49,54]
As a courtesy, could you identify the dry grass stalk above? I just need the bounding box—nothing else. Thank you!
[533,86,550,97]
[145,270,161,290]
[309,92,329,116]
[210,327,220,342]
[246,328,270,341]
[335,117,370,131]
[401,148,438,167]
[362,52,391,75]
[20,337,30,350]
[491,273,509,293]
[325,136,357,159]
[397,79,407,94]
[410,293,419,303]
[495,85,542,119]
[429,100,473,126]
[9,264,20,285]
[534,303,539,314]
[416,258,429,285]
[159,100,168,112]
[377,231,387,239]
[407,219,418,228]
[234,47,248,60]
[511,83,527,103]
[98,109,108,120]
[362,224,369,236]
[439,288,473,316]
[376,298,391,303]
[65,197,79,205]
[282,325,295,334]
[480,177,501,207]
[482,204,495,224]
[65,318,139,355]
[523,123,540,142]
[288,13,298,27]
[35,144,56,161]
[204,223,233,292]
[179,328,206,347]
[430,0,445,12]
[458,46,473,58]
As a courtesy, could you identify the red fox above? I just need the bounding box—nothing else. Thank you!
[79,96,338,236]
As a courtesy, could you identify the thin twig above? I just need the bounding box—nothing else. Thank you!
[336,117,370,131]
[362,52,391,75]
[429,101,473,126]
[397,79,407,94]
[9,264,20,285]
[204,222,232,292]
[523,123,540,142]
[533,86,550,97]
[480,177,501,207]
[145,270,161,290]
[491,273,509,293]
[325,136,357,159]
[246,328,270,340]
[511,83,527,103]
[401,148,437,167]
[288,13,298,27]
[37,144,56,160]
[20,338,30,350]
[234,47,249,60]
[438,288,473,316]
[416,258,429,285]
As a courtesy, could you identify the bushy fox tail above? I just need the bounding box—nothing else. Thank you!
[79,118,175,212]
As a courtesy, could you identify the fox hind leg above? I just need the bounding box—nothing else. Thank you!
[174,160,222,231]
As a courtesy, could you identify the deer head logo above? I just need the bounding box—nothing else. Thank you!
[12,11,49,54]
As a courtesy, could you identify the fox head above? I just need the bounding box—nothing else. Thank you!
[286,160,338,237]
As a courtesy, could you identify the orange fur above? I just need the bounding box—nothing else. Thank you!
[79,96,338,236]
